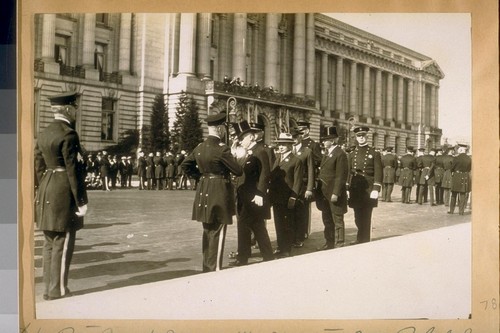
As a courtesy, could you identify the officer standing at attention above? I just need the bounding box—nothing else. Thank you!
[181,112,242,272]
[381,146,398,202]
[448,143,471,215]
[417,148,436,206]
[346,125,382,244]
[433,148,445,205]
[399,146,417,204]
[34,91,88,300]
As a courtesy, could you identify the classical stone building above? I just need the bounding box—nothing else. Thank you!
[33,13,443,154]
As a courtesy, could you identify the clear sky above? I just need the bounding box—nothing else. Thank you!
[325,13,472,145]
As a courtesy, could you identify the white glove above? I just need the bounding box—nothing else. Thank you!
[75,204,88,217]
[330,194,338,203]
[346,190,350,198]
[425,175,429,180]
[304,190,313,200]
[370,190,379,200]
[251,195,263,207]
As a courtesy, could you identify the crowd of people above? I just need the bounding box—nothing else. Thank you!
[34,90,472,300]
[180,113,472,272]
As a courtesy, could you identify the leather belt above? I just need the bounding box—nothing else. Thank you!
[201,173,229,179]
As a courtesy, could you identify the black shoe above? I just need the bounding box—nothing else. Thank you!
[228,259,248,267]
[316,243,334,251]
[447,211,453,214]
[292,241,304,248]
[276,252,290,259]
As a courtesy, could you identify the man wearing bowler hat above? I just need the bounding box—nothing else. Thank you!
[228,120,274,266]
[315,126,348,250]
[346,125,382,244]
[34,91,88,300]
[181,112,242,272]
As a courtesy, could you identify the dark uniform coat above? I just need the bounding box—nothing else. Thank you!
[164,154,176,178]
[34,120,88,232]
[381,153,398,184]
[399,154,417,187]
[451,153,471,193]
[347,145,383,208]
[137,156,146,177]
[434,154,445,183]
[181,135,243,224]
[153,155,165,179]
[317,145,348,214]
[301,136,322,170]
[418,155,436,185]
[441,154,454,189]
[145,156,155,179]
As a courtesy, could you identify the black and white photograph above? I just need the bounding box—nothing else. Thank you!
[18,2,498,332]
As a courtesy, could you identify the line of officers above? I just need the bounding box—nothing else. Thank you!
[181,113,470,272]
[135,150,191,191]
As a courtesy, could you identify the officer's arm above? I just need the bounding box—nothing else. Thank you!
[373,151,383,192]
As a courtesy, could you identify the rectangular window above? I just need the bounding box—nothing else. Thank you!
[210,16,218,47]
[101,98,115,141]
[54,35,68,65]
[96,13,109,25]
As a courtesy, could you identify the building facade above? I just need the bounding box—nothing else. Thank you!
[33,13,444,154]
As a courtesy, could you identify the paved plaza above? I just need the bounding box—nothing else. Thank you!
[33,181,471,305]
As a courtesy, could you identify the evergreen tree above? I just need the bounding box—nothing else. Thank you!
[172,92,203,153]
[149,93,169,152]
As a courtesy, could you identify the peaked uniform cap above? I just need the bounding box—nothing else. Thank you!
[352,125,370,134]
[206,112,226,126]
[296,120,311,129]
[249,122,265,131]
[48,91,78,106]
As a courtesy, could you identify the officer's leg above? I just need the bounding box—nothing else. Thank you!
[429,183,435,205]
[381,184,387,202]
[387,183,394,202]
[458,192,466,215]
[332,210,345,248]
[61,229,76,295]
[320,200,335,247]
[449,192,457,214]
[202,221,227,272]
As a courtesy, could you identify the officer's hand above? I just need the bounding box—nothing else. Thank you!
[304,190,313,200]
[251,195,263,207]
[425,175,429,180]
[346,190,350,198]
[370,190,379,200]
[330,194,338,203]
[75,204,88,217]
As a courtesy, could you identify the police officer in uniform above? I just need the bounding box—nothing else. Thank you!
[315,126,348,249]
[137,151,147,190]
[417,148,436,206]
[448,143,471,215]
[181,113,243,272]
[440,147,454,206]
[381,146,398,202]
[433,148,445,204]
[399,146,417,204]
[296,120,322,168]
[346,126,382,244]
[34,91,88,300]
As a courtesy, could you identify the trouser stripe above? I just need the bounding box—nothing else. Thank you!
[215,225,226,271]
[60,231,70,296]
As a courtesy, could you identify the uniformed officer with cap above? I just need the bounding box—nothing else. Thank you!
[296,120,322,168]
[449,143,471,215]
[381,146,398,202]
[181,112,243,272]
[34,91,88,300]
[346,125,382,244]
[399,146,417,203]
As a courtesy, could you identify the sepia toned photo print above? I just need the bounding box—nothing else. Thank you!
[18,1,498,333]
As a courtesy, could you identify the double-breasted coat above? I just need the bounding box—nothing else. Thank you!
[451,153,471,193]
[441,154,454,189]
[347,145,383,208]
[317,145,348,214]
[381,153,398,184]
[417,154,436,185]
[181,136,242,224]
[34,120,88,232]
[398,154,417,187]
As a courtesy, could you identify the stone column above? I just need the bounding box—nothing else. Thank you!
[118,13,132,73]
[430,84,437,128]
[397,75,404,123]
[197,13,211,78]
[335,57,344,112]
[434,86,439,128]
[41,14,56,62]
[386,72,394,121]
[349,61,357,115]
[305,13,316,98]
[320,52,328,111]
[362,64,370,116]
[178,13,197,76]
[251,22,259,84]
[82,14,96,68]
[232,13,247,81]
[218,14,229,79]
[407,79,414,124]
[264,14,279,89]
[375,69,382,119]
[292,13,306,96]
